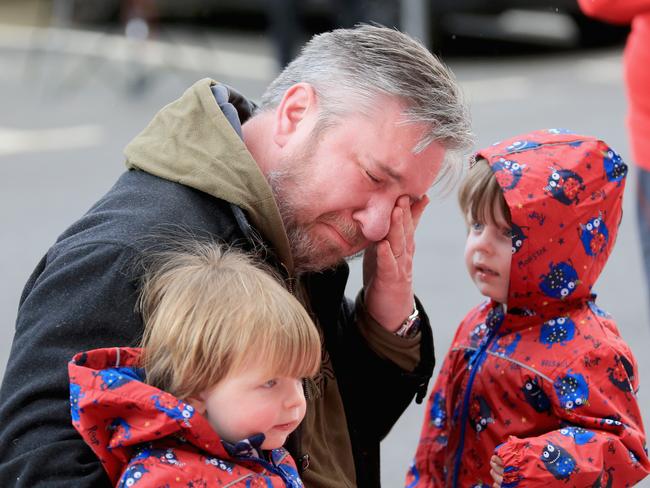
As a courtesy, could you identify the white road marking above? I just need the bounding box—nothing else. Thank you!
[0,125,105,156]
[0,23,277,82]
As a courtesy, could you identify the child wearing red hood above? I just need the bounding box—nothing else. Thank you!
[406,129,650,487]
[68,242,320,487]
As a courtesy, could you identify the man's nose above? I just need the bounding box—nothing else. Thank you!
[353,199,395,242]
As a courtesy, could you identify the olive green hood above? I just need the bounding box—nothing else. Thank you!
[124,78,294,273]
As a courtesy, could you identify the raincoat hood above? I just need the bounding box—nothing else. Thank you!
[123,79,295,273]
[475,129,627,319]
[69,347,233,484]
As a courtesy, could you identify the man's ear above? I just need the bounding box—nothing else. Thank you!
[273,82,318,148]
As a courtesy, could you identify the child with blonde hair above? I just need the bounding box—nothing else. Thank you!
[69,241,320,487]
[407,129,650,487]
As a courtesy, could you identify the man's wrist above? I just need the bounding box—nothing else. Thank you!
[394,301,420,338]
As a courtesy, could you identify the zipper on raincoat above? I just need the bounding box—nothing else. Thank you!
[451,304,505,487]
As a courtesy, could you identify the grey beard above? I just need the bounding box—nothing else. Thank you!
[345,250,364,263]
[267,169,336,275]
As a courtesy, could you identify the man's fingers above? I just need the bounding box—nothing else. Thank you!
[398,196,416,256]
[362,242,377,286]
[378,240,399,273]
[385,195,428,260]
[411,194,430,229]
[386,206,406,260]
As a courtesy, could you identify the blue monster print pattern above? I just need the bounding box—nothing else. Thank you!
[600,415,624,429]
[540,316,575,348]
[204,456,234,473]
[522,376,551,413]
[554,370,589,409]
[70,382,84,423]
[490,333,521,357]
[108,417,132,445]
[501,466,523,488]
[466,308,505,361]
[559,426,596,445]
[608,355,635,393]
[505,140,541,153]
[428,392,449,445]
[468,322,490,348]
[118,462,149,487]
[547,128,574,135]
[544,167,585,205]
[492,158,525,190]
[152,395,195,425]
[486,306,505,329]
[511,223,527,254]
[429,391,447,429]
[580,213,609,257]
[539,262,579,300]
[468,395,494,434]
[95,367,143,390]
[541,443,577,480]
[603,148,627,184]
[133,445,181,466]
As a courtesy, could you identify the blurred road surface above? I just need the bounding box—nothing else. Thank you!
[0,19,648,487]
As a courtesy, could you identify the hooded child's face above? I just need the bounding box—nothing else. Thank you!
[464,204,512,304]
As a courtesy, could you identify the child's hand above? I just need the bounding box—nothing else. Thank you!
[490,455,504,487]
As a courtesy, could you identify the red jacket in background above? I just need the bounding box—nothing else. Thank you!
[407,130,650,487]
[578,0,650,169]
[69,347,304,487]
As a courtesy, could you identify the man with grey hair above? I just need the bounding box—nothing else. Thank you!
[0,25,471,487]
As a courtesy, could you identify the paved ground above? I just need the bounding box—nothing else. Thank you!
[0,14,648,487]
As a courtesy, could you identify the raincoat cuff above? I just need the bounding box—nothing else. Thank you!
[494,437,527,483]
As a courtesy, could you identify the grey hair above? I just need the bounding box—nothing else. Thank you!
[259,24,474,189]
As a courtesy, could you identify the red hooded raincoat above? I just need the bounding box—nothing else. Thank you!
[407,130,649,487]
[69,347,304,488]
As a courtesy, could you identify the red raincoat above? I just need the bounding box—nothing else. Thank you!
[69,347,304,487]
[407,130,650,487]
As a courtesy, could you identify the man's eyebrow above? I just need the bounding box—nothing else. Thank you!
[370,158,402,183]
[367,157,429,202]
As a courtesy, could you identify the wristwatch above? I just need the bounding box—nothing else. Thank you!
[394,302,420,338]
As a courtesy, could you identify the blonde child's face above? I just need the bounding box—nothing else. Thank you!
[195,360,306,450]
[464,204,512,304]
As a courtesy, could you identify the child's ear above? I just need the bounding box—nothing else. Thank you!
[185,395,207,415]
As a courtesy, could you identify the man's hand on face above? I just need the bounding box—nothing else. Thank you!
[363,194,429,332]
